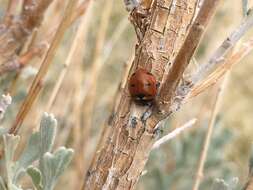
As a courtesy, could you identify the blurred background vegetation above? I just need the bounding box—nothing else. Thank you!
[0,0,253,189]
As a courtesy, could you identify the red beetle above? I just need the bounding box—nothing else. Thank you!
[128,68,158,104]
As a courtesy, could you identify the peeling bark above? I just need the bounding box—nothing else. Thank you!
[83,0,198,189]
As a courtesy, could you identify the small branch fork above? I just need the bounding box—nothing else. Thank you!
[167,8,253,114]
[83,0,221,189]
[146,0,221,127]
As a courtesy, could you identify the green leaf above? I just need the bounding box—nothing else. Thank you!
[13,132,40,182]
[3,134,20,163]
[40,147,74,190]
[3,134,20,188]
[27,166,42,190]
[17,132,40,168]
[39,113,57,158]
[13,113,57,183]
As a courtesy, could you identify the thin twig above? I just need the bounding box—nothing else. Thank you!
[192,74,229,190]
[70,0,92,25]
[171,11,253,114]
[152,118,197,150]
[188,38,253,99]
[191,11,253,84]
[244,178,253,190]
[3,0,19,25]
[0,0,92,76]
[102,17,129,64]
[0,43,47,75]
[0,0,54,61]
[9,0,79,135]
[46,13,90,111]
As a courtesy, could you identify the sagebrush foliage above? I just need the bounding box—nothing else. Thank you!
[0,113,74,190]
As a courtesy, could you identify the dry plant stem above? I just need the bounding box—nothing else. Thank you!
[70,0,92,25]
[0,0,53,63]
[3,0,19,24]
[244,177,253,190]
[9,0,79,135]
[189,38,253,99]
[152,118,197,150]
[87,54,134,181]
[171,11,253,108]
[103,17,129,64]
[192,74,228,190]
[191,11,253,84]
[151,0,221,124]
[0,43,46,75]
[46,12,91,111]
[45,7,92,183]
[0,0,92,76]
[80,0,113,177]
[8,30,40,95]
[6,0,18,14]
[83,0,200,189]
[45,3,92,188]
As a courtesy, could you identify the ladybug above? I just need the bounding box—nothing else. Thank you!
[128,68,158,104]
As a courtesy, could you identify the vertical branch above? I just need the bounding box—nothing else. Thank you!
[9,0,79,135]
[192,73,229,190]
[83,0,200,189]
[151,0,222,125]
[85,53,134,186]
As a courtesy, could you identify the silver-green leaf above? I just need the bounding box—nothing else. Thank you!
[40,147,74,190]
[27,166,42,190]
[39,113,57,158]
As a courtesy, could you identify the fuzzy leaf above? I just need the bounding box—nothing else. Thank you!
[13,132,40,182]
[27,166,42,190]
[40,147,74,190]
[17,132,40,168]
[13,113,57,182]
[3,134,19,163]
[39,113,57,158]
[3,134,20,187]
